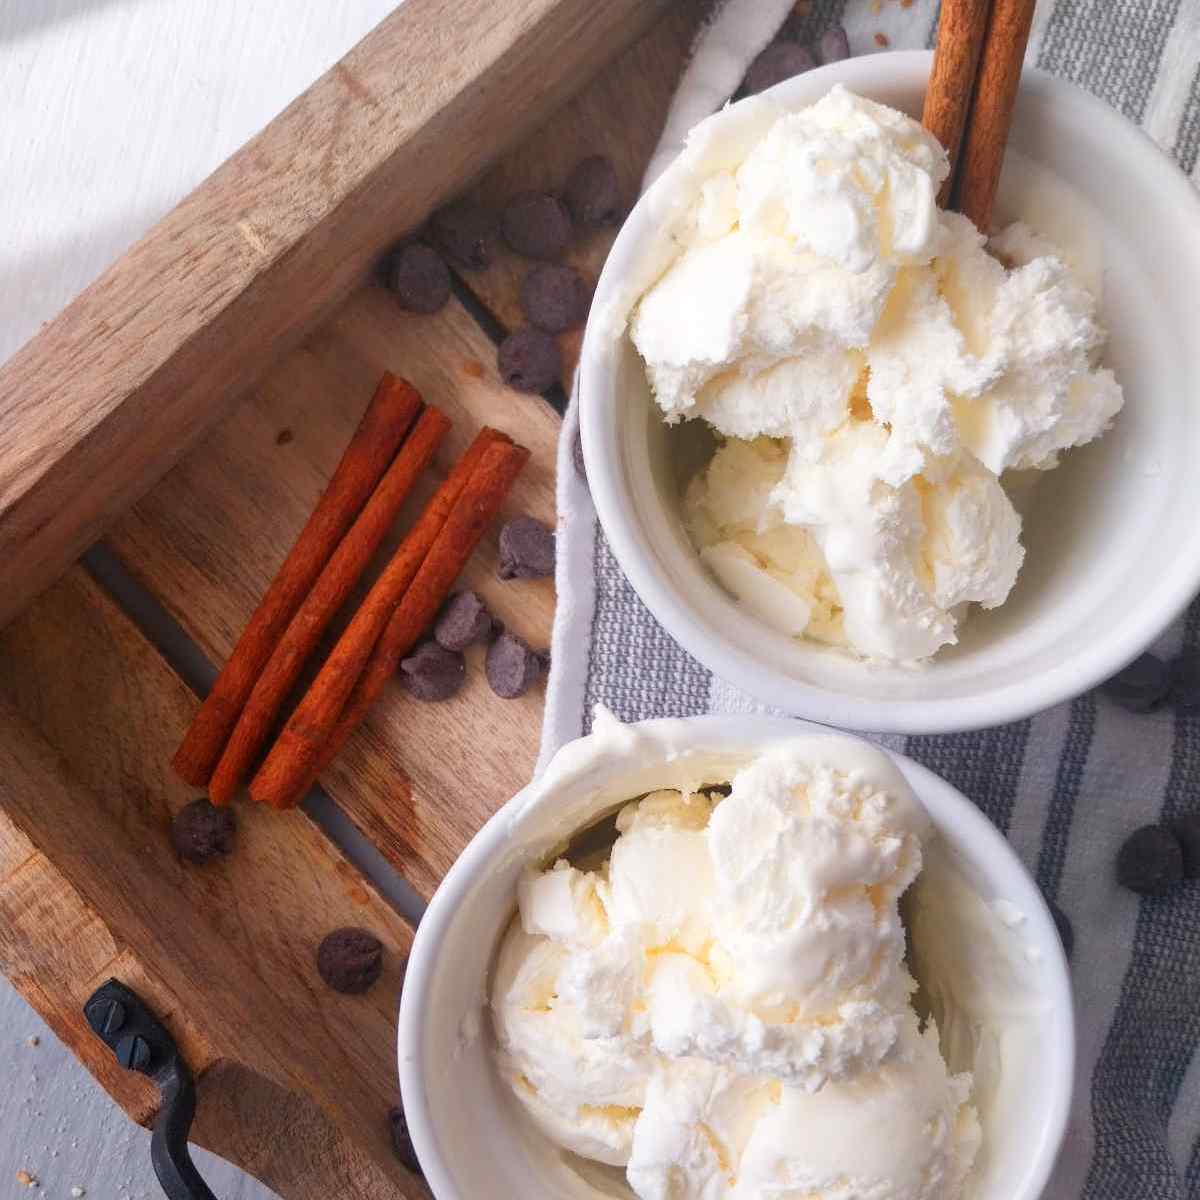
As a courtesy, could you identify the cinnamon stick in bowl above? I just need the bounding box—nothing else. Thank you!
[170,372,421,787]
[953,0,1037,230]
[922,0,993,205]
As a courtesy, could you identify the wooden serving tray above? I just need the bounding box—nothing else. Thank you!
[0,3,708,1197]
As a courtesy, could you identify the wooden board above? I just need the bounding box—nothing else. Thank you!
[0,569,423,1198]
[0,3,709,1195]
[0,0,672,631]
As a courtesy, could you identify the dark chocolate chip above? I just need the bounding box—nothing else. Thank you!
[429,200,497,270]
[275,428,294,446]
[564,155,621,227]
[520,264,591,333]
[486,632,549,699]
[388,243,452,313]
[572,429,587,483]
[498,516,556,580]
[1047,898,1074,959]
[1169,813,1200,880]
[501,191,572,261]
[1101,653,1171,712]
[171,799,236,865]
[434,591,495,652]
[399,640,466,701]
[1116,824,1184,896]
[818,25,851,65]
[743,42,816,95]
[1169,655,1200,713]
[498,328,561,394]
[317,927,384,994]
[388,1104,422,1174]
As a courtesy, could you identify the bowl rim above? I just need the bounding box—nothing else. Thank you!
[398,715,1076,1200]
[578,50,1200,734]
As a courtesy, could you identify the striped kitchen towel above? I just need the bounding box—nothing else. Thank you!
[540,2,1200,1197]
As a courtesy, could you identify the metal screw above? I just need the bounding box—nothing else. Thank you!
[115,1035,152,1073]
[85,998,126,1038]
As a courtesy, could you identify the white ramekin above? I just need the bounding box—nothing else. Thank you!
[578,51,1200,734]
[399,716,1074,1200]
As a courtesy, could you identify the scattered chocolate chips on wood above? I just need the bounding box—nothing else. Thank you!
[1047,898,1074,959]
[399,640,467,701]
[564,154,621,227]
[499,328,561,393]
[486,632,549,698]
[317,927,384,994]
[521,264,590,333]
[1116,824,1184,896]
[1101,653,1171,712]
[171,799,236,865]
[430,200,498,270]
[388,1104,422,1173]
[743,41,815,94]
[1170,813,1200,880]
[818,25,851,64]
[499,516,556,580]
[389,243,452,313]
[501,191,572,261]
[434,591,496,652]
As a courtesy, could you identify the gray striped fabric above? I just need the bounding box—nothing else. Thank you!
[547,2,1200,1196]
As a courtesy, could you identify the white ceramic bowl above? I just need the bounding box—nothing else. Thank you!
[399,716,1074,1200]
[579,51,1200,733]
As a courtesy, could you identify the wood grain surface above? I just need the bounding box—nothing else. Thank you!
[0,570,423,1197]
[109,286,558,900]
[0,4,703,1194]
[0,0,671,632]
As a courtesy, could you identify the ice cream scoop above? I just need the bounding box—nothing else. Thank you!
[629,86,1122,663]
[491,734,981,1199]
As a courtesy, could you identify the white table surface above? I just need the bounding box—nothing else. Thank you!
[1,3,396,1196]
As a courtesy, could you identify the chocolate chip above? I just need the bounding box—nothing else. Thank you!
[388,243,451,313]
[171,800,236,865]
[498,328,561,393]
[275,428,294,446]
[317,927,384,994]
[1169,655,1200,713]
[818,25,851,64]
[498,516,555,580]
[501,191,572,261]
[486,632,549,698]
[743,42,816,94]
[564,155,621,227]
[1116,824,1184,896]
[1047,898,1074,959]
[1102,653,1171,712]
[1169,813,1200,880]
[399,640,466,701]
[434,591,495,652]
[430,200,497,270]
[521,264,590,333]
[388,1104,421,1174]
[572,429,587,484]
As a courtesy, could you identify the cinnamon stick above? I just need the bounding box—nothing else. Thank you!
[250,431,525,809]
[923,0,993,206]
[170,373,422,787]
[206,403,452,805]
[953,0,1036,231]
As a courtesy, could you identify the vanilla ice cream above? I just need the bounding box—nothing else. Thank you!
[628,85,1123,662]
[491,735,981,1199]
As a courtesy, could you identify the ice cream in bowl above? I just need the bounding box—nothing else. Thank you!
[578,51,1200,732]
[398,713,1072,1200]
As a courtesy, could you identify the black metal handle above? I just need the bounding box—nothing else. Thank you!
[83,979,219,1200]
